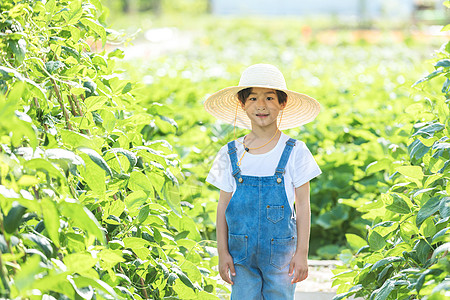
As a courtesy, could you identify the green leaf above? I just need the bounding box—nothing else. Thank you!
[173,278,197,299]
[346,233,367,252]
[8,39,26,64]
[4,202,26,234]
[435,59,450,68]
[180,260,202,284]
[400,221,418,243]
[432,227,449,243]
[368,231,385,251]
[68,25,81,42]
[45,148,84,166]
[60,130,101,149]
[413,69,444,86]
[78,152,106,194]
[108,48,125,59]
[333,292,352,300]
[121,82,132,94]
[155,115,178,133]
[386,194,411,214]
[124,191,148,213]
[14,255,41,292]
[137,204,150,223]
[365,159,391,174]
[431,242,450,259]
[104,148,137,172]
[414,239,432,264]
[370,257,404,272]
[23,233,53,258]
[60,200,106,245]
[80,18,106,47]
[24,78,47,101]
[84,96,108,112]
[70,276,124,300]
[123,237,150,249]
[372,280,395,300]
[395,166,424,180]
[24,158,65,179]
[172,267,196,291]
[42,198,60,247]
[64,0,83,25]
[163,177,182,217]
[97,249,125,269]
[420,218,436,237]
[170,214,201,241]
[64,253,98,272]
[408,139,431,163]
[45,61,66,74]
[78,148,112,177]
[417,196,441,226]
[128,172,153,192]
[412,123,445,138]
[439,196,450,218]
[45,0,56,15]
[90,0,103,12]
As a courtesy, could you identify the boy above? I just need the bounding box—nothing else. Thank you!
[205,64,321,299]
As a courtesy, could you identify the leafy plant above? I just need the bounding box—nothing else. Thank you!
[0,0,221,299]
[332,23,450,300]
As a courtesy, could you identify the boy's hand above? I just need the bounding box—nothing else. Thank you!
[219,251,236,285]
[288,252,308,284]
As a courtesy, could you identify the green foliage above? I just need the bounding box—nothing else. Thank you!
[0,0,221,299]
[332,34,450,300]
[116,16,437,259]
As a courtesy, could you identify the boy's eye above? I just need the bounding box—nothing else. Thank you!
[267,97,274,100]
[248,97,257,101]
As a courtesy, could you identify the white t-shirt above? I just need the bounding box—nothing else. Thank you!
[205,132,322,211]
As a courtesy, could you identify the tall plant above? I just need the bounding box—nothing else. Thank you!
[332,18,450,300]
[0,0,220,299]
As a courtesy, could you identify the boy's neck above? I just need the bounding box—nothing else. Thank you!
[247,126,281,142]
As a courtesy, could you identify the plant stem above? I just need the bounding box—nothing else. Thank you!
[51,78,72,130]
[67,94,78,116]
[72,94,83,116]
[0,253,11,299]
[140,277,148,299]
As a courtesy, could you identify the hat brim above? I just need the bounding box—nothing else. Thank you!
[203,85,321,130]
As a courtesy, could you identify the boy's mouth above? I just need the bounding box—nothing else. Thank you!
[256,114,269,117]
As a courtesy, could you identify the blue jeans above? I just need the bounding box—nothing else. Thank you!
[225,138,298,300]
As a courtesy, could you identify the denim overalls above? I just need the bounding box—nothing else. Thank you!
[226,138,298,300]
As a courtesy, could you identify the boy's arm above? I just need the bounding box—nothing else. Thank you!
[288,181,310,283]
[217,190,235,285]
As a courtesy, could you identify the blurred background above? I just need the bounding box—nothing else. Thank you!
[99,0,450,260]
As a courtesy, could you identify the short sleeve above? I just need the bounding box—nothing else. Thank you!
[205,145,235,192]
[292,141,322,188]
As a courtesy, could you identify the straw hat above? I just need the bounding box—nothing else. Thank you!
[203,64,321,130]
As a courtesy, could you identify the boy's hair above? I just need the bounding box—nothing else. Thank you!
[237,87,287,106]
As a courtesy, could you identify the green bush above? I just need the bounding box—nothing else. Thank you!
[0,0,221,299]
[332,25,450,300]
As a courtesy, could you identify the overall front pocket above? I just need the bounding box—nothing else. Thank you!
[228,233,248,264]
[270,236,297,270]
[266,205,284,223]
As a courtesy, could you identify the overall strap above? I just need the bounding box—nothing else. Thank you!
[227,141,242,179]
[274,138,296,179]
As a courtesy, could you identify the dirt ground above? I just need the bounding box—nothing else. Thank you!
[295,260,339,293]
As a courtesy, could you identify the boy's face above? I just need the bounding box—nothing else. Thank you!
[240,87,286,129]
